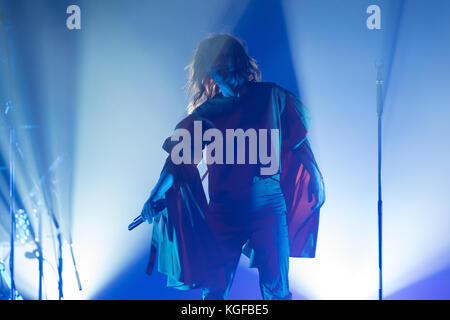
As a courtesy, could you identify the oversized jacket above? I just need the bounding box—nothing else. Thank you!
[146,82,325,290]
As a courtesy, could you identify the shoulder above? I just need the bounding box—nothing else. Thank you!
[248,81,278,92]
[252,82,300,101]
[271,83,300,101]
[187,98,228,124]
[254,82,304,111]
[251,81,288,91]
[191,99,220,118]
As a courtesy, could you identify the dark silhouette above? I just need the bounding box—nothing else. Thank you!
[141,34,325,300]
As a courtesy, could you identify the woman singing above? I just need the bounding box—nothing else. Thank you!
[140,34,325,300]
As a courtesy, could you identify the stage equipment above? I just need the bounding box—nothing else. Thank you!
[376,60,384,300]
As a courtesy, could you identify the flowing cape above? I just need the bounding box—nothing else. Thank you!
[146,140,325,289]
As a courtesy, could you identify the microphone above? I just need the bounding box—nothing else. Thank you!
[375,60,384,116]
[128,199,167,231]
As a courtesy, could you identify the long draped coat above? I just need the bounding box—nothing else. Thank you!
[145,83,325,290]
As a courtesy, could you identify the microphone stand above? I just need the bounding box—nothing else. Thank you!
[42,158,63,299]
[57,232,63,299]
[32,154,79,299]
[41,186,63,300]
[376,61,384,300]
[1,11,58,300]
[1,11,70,300]
[0,11,17,301]
[65,157,82,292]
[50,156,83,294]
[28,154,70,300]
[1,12,45,300]
[38,207,44,300]
[69,237,82,291]
[8,126,16,301]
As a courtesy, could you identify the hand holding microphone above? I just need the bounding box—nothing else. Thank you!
[129,166,174,231]
[128,195,167,231]
[141,195,165,222]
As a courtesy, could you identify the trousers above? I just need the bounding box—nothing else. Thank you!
[202,176,292,300]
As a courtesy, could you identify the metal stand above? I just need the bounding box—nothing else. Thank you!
[38,208,43,300]
[1,11,80,300]
[41,185,63,300]
[0,11,18,301]
[50,157,83,295]
[1,11,47,300]
[8,127,16,300]
[376,62,384,300]
[69,241,82,291]
[57,233,63,300]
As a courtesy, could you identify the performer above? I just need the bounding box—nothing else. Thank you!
[141,34,325,300]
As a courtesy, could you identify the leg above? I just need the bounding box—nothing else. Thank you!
[202,202,247,300]
[250,214,292,300]
[202,253,240,300]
